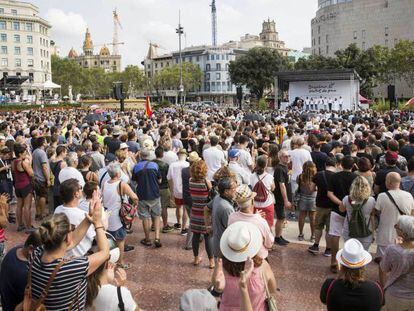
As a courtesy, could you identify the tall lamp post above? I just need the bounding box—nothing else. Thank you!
[176,11,184,112]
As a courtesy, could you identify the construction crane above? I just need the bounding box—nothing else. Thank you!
[113,9,122,55]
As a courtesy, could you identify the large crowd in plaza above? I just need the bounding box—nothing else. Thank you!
[0,105,413,311]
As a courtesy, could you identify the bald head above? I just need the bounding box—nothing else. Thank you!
[386,172,401,190]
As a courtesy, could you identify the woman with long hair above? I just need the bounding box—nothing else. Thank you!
[189,160,214,268]
[12,143,34,233]
[339,176,375,251]
[320,239,383,310]
[50,145,67,209]
[297,161,317,241]
[266,144,279,176]
[356,157,375,195]
[78,155,98,183]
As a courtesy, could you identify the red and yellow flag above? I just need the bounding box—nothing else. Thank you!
[145,95,153,118]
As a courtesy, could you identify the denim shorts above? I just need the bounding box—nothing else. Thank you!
[107,227,127,241]
[138,198,161,219]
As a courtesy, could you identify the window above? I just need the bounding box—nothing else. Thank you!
[206,73,210,81]
[225,63,229,70]
[326,34,329,43]
[13,22,19,31]
[216,72,221,80]
[0,8,4,14]
[94,61,97,66]
[160,62,163,68]
[318,47,321,55]
[318,37,321,45]
[147,64,150,69]
[211,82,216,91]
[362,30,366,39]
[155,63,157,68]
[166,62,169,66]
[1,46,6,54]
[205,82,210,91]
[326,45,329,54]
[385,27,389,36]
[1,58,6,66]
[14,47,20,55]
[41,60,43,68]
[394,38,398,45]
[15,58,21,67]
[28,59,33,67]
[13,34,19,43]
[226,54,229,60]
[216,63,221,71]
[221,55,225,60]
[353,31,357,40]
[189,56,192,62]
[0,34,5,42]
[26,23,33,32]
[318,26,320,34]
[27,35,32,44]
[217,82,221,92]
[29,72,33,82]
[206,63,210,70]
[0,21,5,30]
[27,47,33,55]
[362,42,366,50]
[207,55,210,60]
[11,9,17,15]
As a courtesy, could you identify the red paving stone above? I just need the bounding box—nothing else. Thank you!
[4,219,380,311]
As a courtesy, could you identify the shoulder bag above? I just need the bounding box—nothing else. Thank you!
[261,268,278,311]
[117,286,125,311]
[385,191,407,216]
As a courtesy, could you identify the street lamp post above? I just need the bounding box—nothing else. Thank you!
[176,11,184,111]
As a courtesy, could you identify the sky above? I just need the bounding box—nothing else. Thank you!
[34,0,318,68]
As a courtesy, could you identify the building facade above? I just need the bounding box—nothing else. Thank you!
[0,0,51,94]
[68,28,121,73]
[311,0,414,97]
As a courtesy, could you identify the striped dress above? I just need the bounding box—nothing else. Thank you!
[189,179,209,234]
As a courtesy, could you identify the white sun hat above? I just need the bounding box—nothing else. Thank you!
[220,221,262,263]
[336,239,372,269]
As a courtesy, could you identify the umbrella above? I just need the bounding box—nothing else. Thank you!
[90,104,99,110]
[84,113,106,123]
[359,94,373,104]
[404,97,414,107]
[243,113,265,121]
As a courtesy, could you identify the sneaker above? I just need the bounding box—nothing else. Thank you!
[274,237,288,246]
[310,236,315,243]
[308,244,320,254]
[154,239,162,248]
[323,248,332,257]
[180,228,188,236]
[174,223,181,230]
[298,234,304,241]
[280,236,290,244]
[124,245,135,252]
[162,225,174,233]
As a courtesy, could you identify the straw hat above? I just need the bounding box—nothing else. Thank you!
[234,184,256,204]
[336,239,372,269]
[188,151,201,163]
[220,221,262,263]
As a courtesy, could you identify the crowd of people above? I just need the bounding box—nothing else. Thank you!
[0,106,413,310]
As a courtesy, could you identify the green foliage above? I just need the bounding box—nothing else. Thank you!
[0,102,81,111]
[229,47,290,99]
[154,99,172,110]
[257,98,268,111]
[371,99,407,112]
[52,56,146,98]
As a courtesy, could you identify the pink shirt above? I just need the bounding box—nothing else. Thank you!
[219,267,266,311]
[0,228,5,242]
[228,212,274,259]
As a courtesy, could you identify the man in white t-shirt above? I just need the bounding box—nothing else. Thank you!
[54,178,96,258]
[202,136,226,181]
[58,151,85,188]
[161,139,178,165]
[228,149,251,185]
[236,135,254,173]
[167,149,190,231]
[289,136,312,194]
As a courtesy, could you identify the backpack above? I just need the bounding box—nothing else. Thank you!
[118,182,137,230]
[253,173,269,203]
[347,197,371,238]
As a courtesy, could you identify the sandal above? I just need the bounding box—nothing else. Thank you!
[193,257,202,266]
[154,239,162,248]
[209,259,215,269]
[140,238,152,246]
[117,263,131,270]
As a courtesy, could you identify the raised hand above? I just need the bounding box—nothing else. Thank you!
[114,268,127,287]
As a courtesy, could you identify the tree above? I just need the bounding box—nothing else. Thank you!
[119,65,146,97]
[389,40,414,90]
[51,55,83,95]
[229,47,290,99]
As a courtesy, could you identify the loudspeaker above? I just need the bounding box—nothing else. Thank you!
[236,86,242,101]
[388,85,396,103]
[113,83,123,100]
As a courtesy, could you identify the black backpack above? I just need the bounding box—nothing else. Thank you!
[347,197,371,238]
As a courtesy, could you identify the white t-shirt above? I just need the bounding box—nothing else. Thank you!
[58,166,85,188]
[162,151,178,165]
[203,146,226,181]
[88,284,136,311]
[237,148,253,173]
[289,148,312,180]
[375,190,414,246]
[166,160,189,198]
[54,205,95,258]
[250,172,275,208]
[228,161,251,185]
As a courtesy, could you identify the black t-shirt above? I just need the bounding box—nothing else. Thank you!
[320,278,383,311]
[374,166,407,194]
[400,144,414,162]
[313,170,335,209]
[321,142,332,155]
[356,152,374,167]
[273,164,292,206]
[311,151,328,171]
[105,137,121,154]
[0,246,28,311]
[327,171,357,216]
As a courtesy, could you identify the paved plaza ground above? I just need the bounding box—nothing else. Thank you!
[5,208,380,311]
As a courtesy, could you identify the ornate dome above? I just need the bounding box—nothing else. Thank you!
[68,47,78,58]
[99,45,110,56]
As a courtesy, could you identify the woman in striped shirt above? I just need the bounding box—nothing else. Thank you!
[189,160,214,269]
[28,193,109,310]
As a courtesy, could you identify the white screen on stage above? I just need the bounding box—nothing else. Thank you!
[288,80,357,111]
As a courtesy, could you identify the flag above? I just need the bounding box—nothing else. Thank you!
[145,95,153,118]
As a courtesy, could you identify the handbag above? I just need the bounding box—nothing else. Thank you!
[261,268,278,311]
[118,182,137,230]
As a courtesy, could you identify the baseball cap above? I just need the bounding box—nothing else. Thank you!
[105,153,117,163]
[228,149,240,158]
[120,143,128,150]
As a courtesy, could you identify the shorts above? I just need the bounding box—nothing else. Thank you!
[315,207,331,231]
[275,204,286,220]
[159,188,171,209]
[328,212,345,237]
[33,180,48,198]
[174,197,184,206]
[138,198,162,220]
[254,204,274,228]
[107,226,127,241]
[15,183,33,199]
[298,195,316,212]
